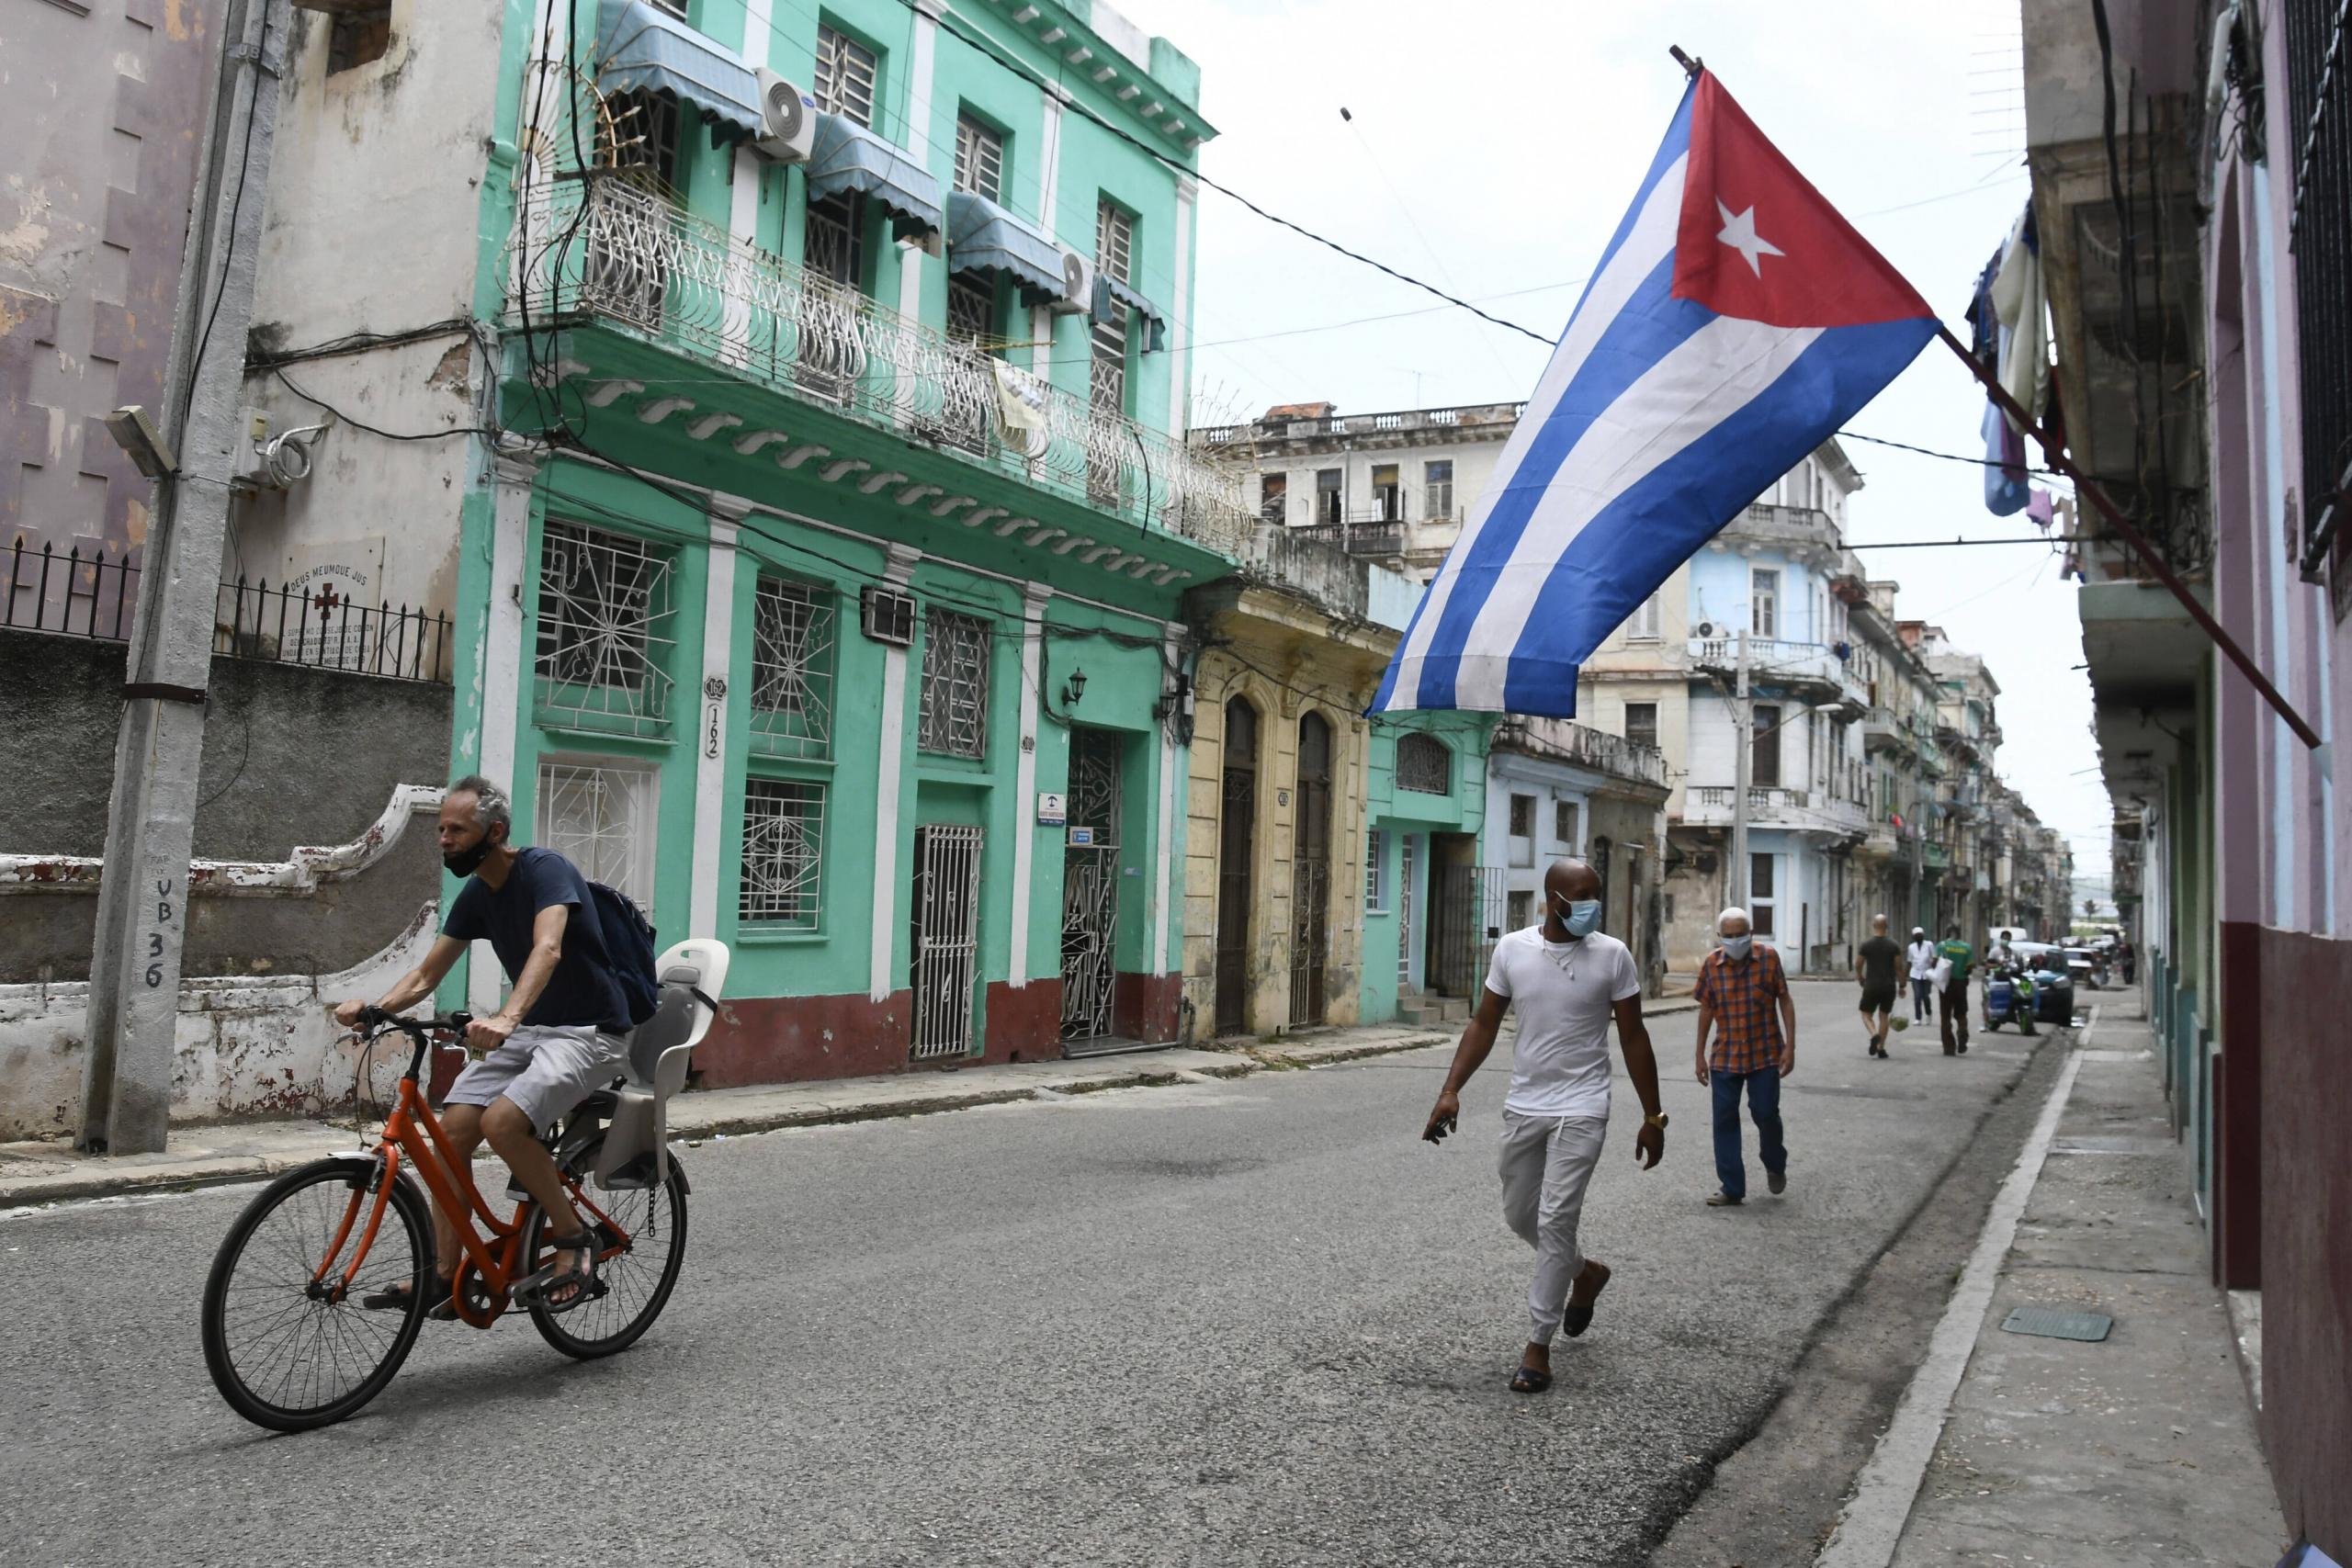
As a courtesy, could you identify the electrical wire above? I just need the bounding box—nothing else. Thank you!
[273,367,504,443]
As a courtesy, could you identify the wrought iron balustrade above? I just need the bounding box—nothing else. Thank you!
[507,175,1251,555]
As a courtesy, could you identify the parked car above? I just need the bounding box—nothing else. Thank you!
[2005,942,2075,1023]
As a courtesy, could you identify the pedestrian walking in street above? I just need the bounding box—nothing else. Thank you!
[1855,913,1902,1057]
[1937,925,1975,1055]
[1420,859,1666,1395]
[1692,907,1796,1208]
[1906,926,1938,1022]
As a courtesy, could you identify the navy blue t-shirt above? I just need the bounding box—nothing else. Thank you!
[442,847,631,1032]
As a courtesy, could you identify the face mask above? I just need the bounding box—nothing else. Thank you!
[1720,933,1754,960]
[1553,896,1602,939]
[442,830,496,877]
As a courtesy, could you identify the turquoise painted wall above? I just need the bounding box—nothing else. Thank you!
[1361,717,1494,1022]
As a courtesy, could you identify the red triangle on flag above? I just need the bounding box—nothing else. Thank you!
[1672,73,1935,330]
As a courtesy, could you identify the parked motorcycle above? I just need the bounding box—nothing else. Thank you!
[1983,964,2040,1034]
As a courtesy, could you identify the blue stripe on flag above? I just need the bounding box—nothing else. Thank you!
[1490,316,1938,716]
[1408,256,1717,708]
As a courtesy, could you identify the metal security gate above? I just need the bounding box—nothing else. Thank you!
[1059,729,1122,1044]
[1397,833,1418,987]
[910,824,982,1060]
[1430,864,1504,998]
[1291,714,1333,1025]
[1216,700,1257,1035]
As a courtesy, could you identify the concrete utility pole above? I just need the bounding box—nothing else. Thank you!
[80,0,291,1155]
[1729,628,1752,910]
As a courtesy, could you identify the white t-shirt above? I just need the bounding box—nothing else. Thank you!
[1906,939,1939,978]
[1484,926,1643,1120]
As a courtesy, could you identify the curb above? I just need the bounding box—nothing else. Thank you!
[4,1003,1705,1210]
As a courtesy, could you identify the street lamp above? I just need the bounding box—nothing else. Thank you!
[1063,666,1087,705]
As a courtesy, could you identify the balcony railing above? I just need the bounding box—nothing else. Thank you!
[1492,716,1668,788]
[1688,636,1865,707]
[1193,401,1526,446]
[1722,501,1841,554]
[508,175,1252,556]
[1289,519,1408,557]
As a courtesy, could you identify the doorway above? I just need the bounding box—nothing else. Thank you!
[1290,713,1333,1025]
[1059,728,1123,1046]
[1215,698,1257,1035]
[910,824,983,1061]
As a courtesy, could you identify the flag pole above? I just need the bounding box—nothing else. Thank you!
[1935,325,2323,750]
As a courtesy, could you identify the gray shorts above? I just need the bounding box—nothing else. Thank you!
[443,1023,629,1134]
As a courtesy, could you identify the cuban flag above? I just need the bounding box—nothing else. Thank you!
[1372,71,1938,717]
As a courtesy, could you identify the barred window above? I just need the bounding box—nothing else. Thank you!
[918,609,990,758]
[534,520,675,737]
[749,575,834,759]
[538,760,658,909]
[740,778,825,929]
[1396,731,1450,794]
[1365,829,1387,912]
[954,113,1004,202]
[814,25,878,127]
[1096,199,1134,288]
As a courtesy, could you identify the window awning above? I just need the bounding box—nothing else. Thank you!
[1095,274,1168,353]
[593,0,763,143]
[807,114,944,235]
[944,189,1065,299]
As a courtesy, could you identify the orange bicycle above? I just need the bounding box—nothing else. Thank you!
[199,940,726,1432]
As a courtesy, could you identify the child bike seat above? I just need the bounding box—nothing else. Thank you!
[594,939,729,1191]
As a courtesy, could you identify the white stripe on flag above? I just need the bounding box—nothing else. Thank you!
[1396,152,1690,674]
[1447,315,1826,709]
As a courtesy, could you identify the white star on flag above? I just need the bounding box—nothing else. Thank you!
[1714,198,1784,276]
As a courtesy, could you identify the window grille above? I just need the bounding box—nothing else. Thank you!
[918,609,990,758]
[860,584,914,646]
[740,777,825,929]
[911,824,984,1057]
[749,576,834,759]
[814,25,878,127]
[1423,459,1454,521]
[1095,200,1134,287]
[802,191,864,290]
[1396,731,1450,794]
[1365,829,1386,911]
[537,760,657,909]
[534,520,675,737]
[1555,799,1579,848]
[1508,890,1533,931]
[954,113,1004,201]
[1509,794,1534,837]
[2287,0,2352,586]
[602,90,681,183]
[946,273,994,344]
[1088,309,1128,507]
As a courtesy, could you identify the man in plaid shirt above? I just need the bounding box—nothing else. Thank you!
[1691,906,1798,1207]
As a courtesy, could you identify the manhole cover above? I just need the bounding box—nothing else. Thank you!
[2000,1307,2113,1341]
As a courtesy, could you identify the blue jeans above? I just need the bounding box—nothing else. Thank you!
[1712,1066,1786,1200]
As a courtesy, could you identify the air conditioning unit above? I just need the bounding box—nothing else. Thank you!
[1048,246,1095,316]
[1694,620,1717,638]
[860,584,914,647]
[753,71,817,163]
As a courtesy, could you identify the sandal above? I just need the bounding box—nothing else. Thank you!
[1509,1363,1552,1393]
[1562,1260,1611,1337]
[517,1233,606,1315]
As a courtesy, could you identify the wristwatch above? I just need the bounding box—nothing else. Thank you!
[1643,1111,1669,1130]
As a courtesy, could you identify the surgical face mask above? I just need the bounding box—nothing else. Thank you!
[1552,895,1602,939]
[1720,932,1754,960]
[442,827,498,877]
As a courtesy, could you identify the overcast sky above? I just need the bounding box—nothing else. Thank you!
[1106,0,2109,877]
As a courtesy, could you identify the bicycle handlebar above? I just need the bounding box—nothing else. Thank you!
[352,1007,477,1080]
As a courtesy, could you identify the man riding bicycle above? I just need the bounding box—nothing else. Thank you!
[334,775,631,1316]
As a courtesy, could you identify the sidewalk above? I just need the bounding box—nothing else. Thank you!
[0,996,1698,1209]
[1825,990,2288,1567]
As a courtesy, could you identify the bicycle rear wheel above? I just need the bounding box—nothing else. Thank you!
[524,1155,688,1359]
[201,1157,430,1432]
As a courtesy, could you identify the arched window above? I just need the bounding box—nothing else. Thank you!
[1396,731,1451,794]
[1225,696,1258,762]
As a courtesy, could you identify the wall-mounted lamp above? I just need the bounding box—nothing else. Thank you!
[1063,667,1087,705]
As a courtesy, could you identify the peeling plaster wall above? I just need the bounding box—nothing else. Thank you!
[0,626,450,861]
[0,897,441,1141]
[0,0,225,564]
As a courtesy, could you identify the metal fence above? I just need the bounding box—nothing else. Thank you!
[3,539,140,641]
[215,576,452,683]
[2287,0,2352,580]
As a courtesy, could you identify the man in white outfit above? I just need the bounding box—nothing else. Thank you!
[1422,858,1668,1393]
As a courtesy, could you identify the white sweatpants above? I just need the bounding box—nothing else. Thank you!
[1498,1110,1609,1346]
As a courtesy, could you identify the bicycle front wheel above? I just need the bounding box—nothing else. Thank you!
[525,1156,689,1359]
[200,1157,429,1432]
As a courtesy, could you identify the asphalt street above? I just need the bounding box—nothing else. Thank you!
[1,982,2049,1568]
